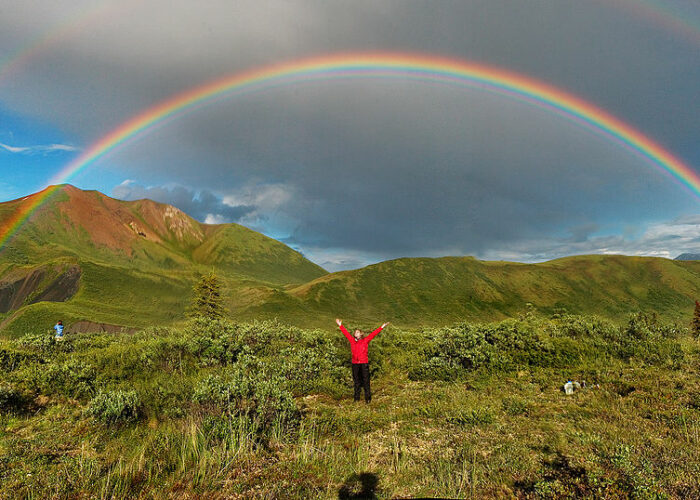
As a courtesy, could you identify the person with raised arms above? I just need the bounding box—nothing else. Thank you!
[336,318,389,403]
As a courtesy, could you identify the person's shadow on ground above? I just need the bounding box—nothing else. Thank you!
[338,472,379,500]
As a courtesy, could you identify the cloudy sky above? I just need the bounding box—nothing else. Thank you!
[0,0,698,271]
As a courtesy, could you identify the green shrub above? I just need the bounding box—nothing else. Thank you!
[426,323,491,369]
[408,356,459,381]
[193,359,299,435]
[70,332,121,351]
[483,319,550,369]
[234,320,284,354]
[411,320,550,379]
[0,346,38,372]
[138,337,188,372]
[86,390,141,425]
[548,314,610,339]
[548,337,586,367]
[40,357,98,399]
[411,314,686,380]
[12,332,74,355]
[602,313,686,366]
[276,338,346,396]
[183,317,250,366]
[447,407,494,426]
[142,374,195,419]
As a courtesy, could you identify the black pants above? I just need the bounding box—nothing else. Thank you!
[352,363,371,402]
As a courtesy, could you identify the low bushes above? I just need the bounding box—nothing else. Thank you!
[0,312,697,498]
[408,320,550,380]
[12,332,75,354]
[193,358,300,436]
[410,313,687,381]
[181,318,249,366]
[86,389,142,424]
[276,334,347,396]
[0,346,38,372]
[1,313,688,423]
[28,357,98,399]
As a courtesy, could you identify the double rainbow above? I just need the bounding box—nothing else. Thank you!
[1,52,698,249]
[609,0,700,45]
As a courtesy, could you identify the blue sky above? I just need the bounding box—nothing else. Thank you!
[0,0,698,271]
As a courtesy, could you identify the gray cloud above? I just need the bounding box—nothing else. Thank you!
[112,181,254,224]
[278,208,698,271]
[479,215,700,263]
[108,77,697,263]
[1,1,697,150]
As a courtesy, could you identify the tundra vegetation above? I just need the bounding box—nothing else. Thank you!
[1,309,699,499]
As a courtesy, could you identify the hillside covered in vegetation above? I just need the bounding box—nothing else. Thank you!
[1,185,699,336]
[0,185,326,336]
[1,313,698,497]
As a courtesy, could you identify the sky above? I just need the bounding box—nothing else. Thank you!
[0,0,698,271]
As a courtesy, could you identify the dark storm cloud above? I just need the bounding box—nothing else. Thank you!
[2,1,697,153]
[110,82,692,257]
[0,1,698,267]
[112,181,254,224]
[568,224,601,244]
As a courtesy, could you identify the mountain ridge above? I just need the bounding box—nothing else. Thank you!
[278,254,700,325]
[676,253,700,261]
[0,185,327,335]
[0,184,326,280]
[0,185,698,334]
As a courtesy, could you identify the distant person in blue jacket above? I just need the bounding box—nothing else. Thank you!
[54,320,64,340]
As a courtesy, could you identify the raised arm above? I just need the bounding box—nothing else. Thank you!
[365,322,390,342]
[336,318,353,342]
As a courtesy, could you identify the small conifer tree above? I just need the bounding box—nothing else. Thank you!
[189,272,224,319]
[692,300,700,339]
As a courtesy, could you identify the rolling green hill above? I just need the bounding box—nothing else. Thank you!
[276,254,700,326]
[0,185,698,335]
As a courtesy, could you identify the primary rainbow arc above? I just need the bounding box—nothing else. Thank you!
[1,52,698,249]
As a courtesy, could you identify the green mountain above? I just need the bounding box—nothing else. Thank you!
[0,185,326,336]
[270,255,700,326]
[1,185,698,335]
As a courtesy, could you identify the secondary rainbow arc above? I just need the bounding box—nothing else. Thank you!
[1,52,698,250]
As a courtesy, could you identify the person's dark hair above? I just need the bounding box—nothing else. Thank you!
[58,320,63,325]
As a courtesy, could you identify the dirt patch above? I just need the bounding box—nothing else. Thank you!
[0,265,81,313]
[30,265,81,304]
[0,269,46,313]
[56,186,154,254]
[54,186,202,254]
[69,321,137,334]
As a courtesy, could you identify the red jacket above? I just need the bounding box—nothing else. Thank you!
[340,324,383,364]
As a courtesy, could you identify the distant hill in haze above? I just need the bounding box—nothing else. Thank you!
[0,185,698,335]
[676,253,700,261]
